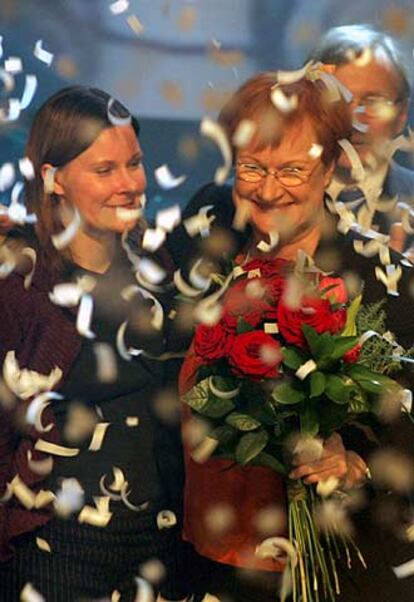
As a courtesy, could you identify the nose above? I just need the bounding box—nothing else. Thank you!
[117,167,146,195]
[257,173,285,202]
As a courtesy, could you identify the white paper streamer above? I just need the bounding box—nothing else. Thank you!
[76,293,96,339]
[4,56,22,74]
[3,351,62,400]
[142,227,166,252]
[257,231,279,253]
[255,536,298,567]
[109,0,129,14]
[392,558,414,579]
[19,157,35,180]
[183,204,215,238]
[27,450,54,476]
[375,264,402,296]
[51,206,82,250]
[35,439,80,457]
[26,391,62,432]
[270,87,298,113]
[107,97,131,127]
[337,139,365,181]
[208,376,240,399]
[154,165,186,190]
[155,204,181,232]
[156,510,177,529]
[88,422,110,451]
[0,67,14,92]
[0,162,15,191]
[34,40,54,66]
[133,577,154,602]
[20,582,45,602]
[19,74,38,110]
[200,117,232,185]
[116,320,143,361]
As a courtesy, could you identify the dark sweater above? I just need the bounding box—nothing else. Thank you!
[0,248,184,561]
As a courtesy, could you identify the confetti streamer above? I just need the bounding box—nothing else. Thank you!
[0,162,15,191]
[19,157,35,180]
[26,391,62,433]
[109,0,129,15]
[20,583,45,602]
[183,204,215,238]
[154,165,186,190]
[375,264,402,296]
[270,87,298,113]
[36,537,52,553]
[127,14,145,35]
[19,74,37,110]
[337,139,365,181]
[255,536,298,567]
[200,117,232,186]
[0,67,14,92]
[78,496,112,527]
[257,231,279,253]
[35,439,80,457]
[51,206,82,250]
[34,40,53,67]
[107,97,131,127]
[142,227,166,252]
[116,321,143,361]
[88,422,111,451]
[76,293,96,339]
[392,558,414,579]
[3,350,62,399]
[133,577,154,602]
[155,205,181,234]
[4,56,22,74]
[232,119,256,148]
[27,450,54,476]
[156,510,177,529]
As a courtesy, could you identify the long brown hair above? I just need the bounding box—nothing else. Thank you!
[24,85,140,279]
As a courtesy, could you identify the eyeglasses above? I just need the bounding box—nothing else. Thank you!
[353,95,403,118]
[235,160,321,188]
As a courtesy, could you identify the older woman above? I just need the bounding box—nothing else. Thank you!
[169,71,414,601]
[0,87,188,601]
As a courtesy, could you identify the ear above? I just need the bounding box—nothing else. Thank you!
[395,98,409,136]
[323,161,335,187]
[41,163,65,196]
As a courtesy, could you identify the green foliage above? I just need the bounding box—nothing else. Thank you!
[272,382,306,405]
[235,429,269,464]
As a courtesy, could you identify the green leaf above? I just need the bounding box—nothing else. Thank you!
[181,378,211,412]
[210,425,238,445]
[330,336,360,361]
[302,325,335,360]
[226,412,261,431]
[235,430,269,465]
[249,452,287,475]
[302,325,321,356]
[282,347,307,370]
[346,365,399,395]
[324,374,352,404]
[202,396,236,418]
[309,371,326,398]
[300,404,319,437]
[272,382,305,405]
[236,317,255,334]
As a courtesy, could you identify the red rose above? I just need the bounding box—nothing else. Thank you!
[242,258,292,279]
[343,343,362,364]
[193,323,233,362]
[223,278,271,327]
[318,276,348,304]
[277,295,347,348]
[228,331,282,379]
[220,312,238,333]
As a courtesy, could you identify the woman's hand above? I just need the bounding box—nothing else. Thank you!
[289,432,368,489]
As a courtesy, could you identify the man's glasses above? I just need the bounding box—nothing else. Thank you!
[235,160,321,188]
[354,95,403,119]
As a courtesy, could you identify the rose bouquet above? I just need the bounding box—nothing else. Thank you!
[182,257,404,602]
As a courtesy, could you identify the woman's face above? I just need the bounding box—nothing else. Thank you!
[51,124,146,234]
[233,118,334,242]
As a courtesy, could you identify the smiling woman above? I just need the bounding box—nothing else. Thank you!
[0,87,189,602]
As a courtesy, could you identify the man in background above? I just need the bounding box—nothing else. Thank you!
[309,24,414,252]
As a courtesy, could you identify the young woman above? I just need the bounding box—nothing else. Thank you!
[0,86,188,602]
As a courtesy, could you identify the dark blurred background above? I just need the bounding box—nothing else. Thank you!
[1,0,414,215]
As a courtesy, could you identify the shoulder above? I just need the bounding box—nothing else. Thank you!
[384,162,414,199]
[166,182,243,272]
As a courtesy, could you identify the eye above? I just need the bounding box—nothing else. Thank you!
[281,166,305,175]
[129,158,143,169]
[95,166,113,175]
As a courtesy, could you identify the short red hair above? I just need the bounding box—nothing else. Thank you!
[218,72,353,166]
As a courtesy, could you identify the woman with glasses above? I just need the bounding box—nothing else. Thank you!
[168,71,414,601]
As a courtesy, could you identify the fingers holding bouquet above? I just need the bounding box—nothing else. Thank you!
[289,432,368,489]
